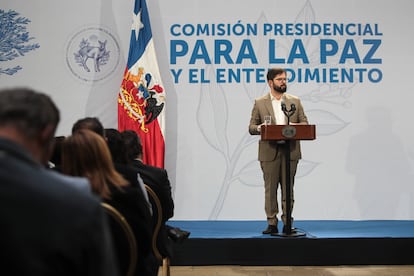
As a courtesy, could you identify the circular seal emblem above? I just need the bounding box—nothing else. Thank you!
[66,26,120,82]
[282,125,297,138]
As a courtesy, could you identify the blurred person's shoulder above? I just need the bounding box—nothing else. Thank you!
[47,170,92,194]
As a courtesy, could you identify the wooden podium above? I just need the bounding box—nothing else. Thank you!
[261,124,316,141]
[261,124,316,237]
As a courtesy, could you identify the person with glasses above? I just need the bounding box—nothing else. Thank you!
[248,68,309,235]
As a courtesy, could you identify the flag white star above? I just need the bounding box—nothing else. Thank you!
[136,87,145,99]
[131,10,144,41]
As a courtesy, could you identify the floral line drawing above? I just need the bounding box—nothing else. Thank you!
[194,1,355,219]
[0,9,39,76]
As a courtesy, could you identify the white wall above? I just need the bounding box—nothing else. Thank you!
[2,0,413,220]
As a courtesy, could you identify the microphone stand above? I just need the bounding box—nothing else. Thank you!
[275,103,306,237]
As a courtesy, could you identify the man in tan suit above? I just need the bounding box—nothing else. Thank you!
[249,68,308,235]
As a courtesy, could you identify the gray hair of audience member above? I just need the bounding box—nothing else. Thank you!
[0,87,60,140]
[72,117,105,137]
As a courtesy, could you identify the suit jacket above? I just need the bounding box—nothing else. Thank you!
[112,163,154,252]
[111,163,159,275]
[248,93,308,161]
[106,182,155,276]
[131,160,174,222]
[0,138,119,276]
[131,159,174,257]
[48,170,91,194]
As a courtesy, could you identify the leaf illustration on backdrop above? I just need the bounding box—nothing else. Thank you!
[206,1,333,219]
[302,83,354,107]
[208,132,258,219]
[244,11,271,102]
[197,65,230,158]
[296,159,320,178]
[237,158,263,187]
[307,109,349,136]
[0,9,39,75]
[292,0,316,54]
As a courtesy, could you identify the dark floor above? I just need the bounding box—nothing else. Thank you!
[163,265,414,276]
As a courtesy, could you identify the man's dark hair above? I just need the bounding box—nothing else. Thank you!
[121,130,143,161]
[72,117,105,137]
[266,68,287,81]
[0,87,60,139]
[50,136,65,167]
[104,128,129,164]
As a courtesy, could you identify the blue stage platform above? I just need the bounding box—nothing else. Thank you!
[168,220,414,266]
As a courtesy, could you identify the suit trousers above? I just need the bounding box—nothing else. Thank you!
[260,148,298,227]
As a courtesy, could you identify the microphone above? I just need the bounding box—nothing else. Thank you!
[281,102,296,125]
[281,101,287,112]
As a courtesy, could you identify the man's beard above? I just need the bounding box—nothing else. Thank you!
[273,83,287,93]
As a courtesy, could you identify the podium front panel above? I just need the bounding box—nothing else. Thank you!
[261,125,316,141]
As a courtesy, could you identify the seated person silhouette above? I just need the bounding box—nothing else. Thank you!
[61,128,157,276]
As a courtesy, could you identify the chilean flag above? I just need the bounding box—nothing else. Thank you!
[118,0,165,168]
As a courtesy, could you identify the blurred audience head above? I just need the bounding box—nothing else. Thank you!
[121,130,143,161]
[0,87,60,165]
[104,128,129,164]
[61,129,128,199]
[49,135,65,169]
[72,117,105,137]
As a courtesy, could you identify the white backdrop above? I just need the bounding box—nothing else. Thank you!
[2,0,414,220]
